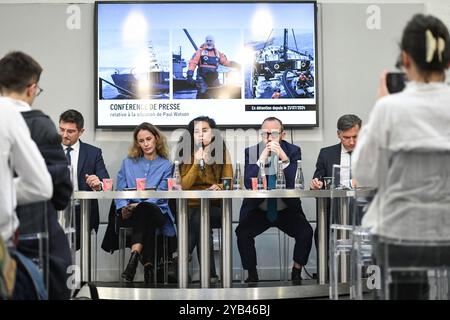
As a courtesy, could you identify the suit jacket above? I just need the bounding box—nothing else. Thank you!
[239,140,303,221]
[312,143,341,181]
[77,140,109,231]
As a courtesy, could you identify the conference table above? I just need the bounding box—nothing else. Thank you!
[74,188,373,297]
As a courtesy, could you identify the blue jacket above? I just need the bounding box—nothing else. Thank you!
[239,140,304,221]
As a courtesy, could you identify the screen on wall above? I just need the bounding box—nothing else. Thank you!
[95,1,318,128]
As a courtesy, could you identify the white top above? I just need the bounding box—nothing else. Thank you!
[352,81,450,241]
[0,97,53,242]
[63,140,80,191]
[339,145,352,188]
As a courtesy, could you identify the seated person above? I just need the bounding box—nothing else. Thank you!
[310,114,361,190]
[236,116,313,283]
[177,116,233,282]
[310,114,362,249]
[116,122,175,283]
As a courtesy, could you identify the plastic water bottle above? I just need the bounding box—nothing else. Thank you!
[294,160,305,190]
[276,160,286,189]
[257,162,267,190]
[173,160,182,190]
[233,161,243,190]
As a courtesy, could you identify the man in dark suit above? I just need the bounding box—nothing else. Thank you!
[236,117,313,283]
[310,114,362,248]
[59,109,110,250]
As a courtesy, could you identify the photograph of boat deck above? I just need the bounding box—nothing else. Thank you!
[245,28,315,99]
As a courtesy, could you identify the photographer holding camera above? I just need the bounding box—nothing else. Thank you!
[353,14,450,299]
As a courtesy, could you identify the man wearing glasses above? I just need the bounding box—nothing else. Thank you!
[236,116,313,283]
[309,114,362,251]
[0,51,73,299]
[58,109,109,251]
[310,114,362,189]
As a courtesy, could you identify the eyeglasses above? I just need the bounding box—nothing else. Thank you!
[35,85,43,97]
[260,131,281,139]
[28,83,43,97]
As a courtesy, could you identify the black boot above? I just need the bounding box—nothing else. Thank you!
[144,265,154,284]
[122,251,140,282]
[245,268,259,283]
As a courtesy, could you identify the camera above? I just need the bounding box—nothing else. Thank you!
[386,72,407,94]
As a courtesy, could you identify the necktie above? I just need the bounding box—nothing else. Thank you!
[266,174,277,223]
[66,146,73,165]
[348,151,352,179]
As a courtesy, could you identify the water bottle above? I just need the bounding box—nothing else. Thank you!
[294,160,305,190]
[233,161,243,190]
[173,160,182,190]
[257,162,267,190]
[276,160,286,189]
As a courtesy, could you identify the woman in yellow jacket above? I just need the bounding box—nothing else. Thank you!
[178,116,233,282]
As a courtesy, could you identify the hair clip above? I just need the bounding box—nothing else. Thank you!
[425,29,445,63]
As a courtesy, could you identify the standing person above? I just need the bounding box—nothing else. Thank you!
[0,51,73,299]
[353,14,450,299]
[236,117,313,283]
[177,116,233,282]
[117,122,175,283]
[0,75,53,299]
[58,109,109,250]
[187,35,239,98]
[309,114,362,250]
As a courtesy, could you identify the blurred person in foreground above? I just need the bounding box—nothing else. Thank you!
[353,14,450,300]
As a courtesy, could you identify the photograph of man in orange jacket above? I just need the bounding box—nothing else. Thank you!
[187,35,240,99]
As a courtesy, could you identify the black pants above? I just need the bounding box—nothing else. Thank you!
[188,205,222,277]
[236,208,313,271]
[75,203,99,251]
[122,202,168,264]
[373,237,450,300]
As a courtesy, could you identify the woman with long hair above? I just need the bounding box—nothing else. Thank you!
[116,122,175,283]
[177,116,233,282]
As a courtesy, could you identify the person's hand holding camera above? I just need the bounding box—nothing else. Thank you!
[376,70,390,100]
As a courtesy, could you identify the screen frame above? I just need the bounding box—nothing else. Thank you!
[94,0,319,130]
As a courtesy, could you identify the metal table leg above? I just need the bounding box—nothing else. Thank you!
[200,199,211,288]
[222,198,232,288]
[317,198,328,285]
[340,198,349,283]
[177,199,188,288]
[80,199,91,282]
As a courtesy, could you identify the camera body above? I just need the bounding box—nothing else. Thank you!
[386,72,407,94]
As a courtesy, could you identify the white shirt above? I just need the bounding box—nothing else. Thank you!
[353,81,450,241]
[63,140,80,191]
[339,145,352,188]
[0,97,53,242]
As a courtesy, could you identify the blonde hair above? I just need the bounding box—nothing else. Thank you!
[128,122,169,159]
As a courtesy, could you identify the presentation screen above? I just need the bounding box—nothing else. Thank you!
[96,1,318,128]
